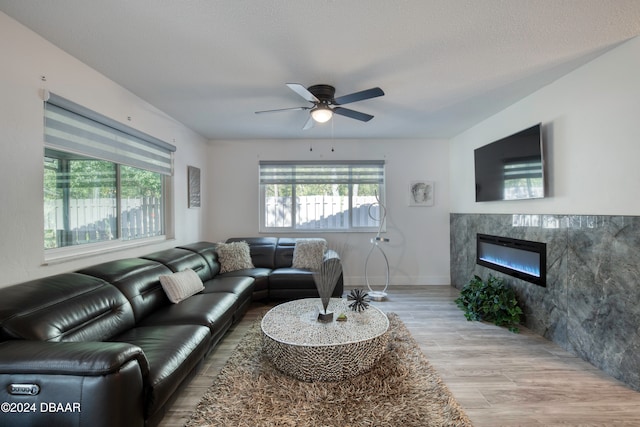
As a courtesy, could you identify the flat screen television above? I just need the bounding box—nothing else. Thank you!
[474,123,545,202]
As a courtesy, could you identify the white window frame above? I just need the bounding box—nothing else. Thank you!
[259,160,386,233]
[43,93,175,263]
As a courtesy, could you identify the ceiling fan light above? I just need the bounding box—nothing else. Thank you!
[311,106,333,123]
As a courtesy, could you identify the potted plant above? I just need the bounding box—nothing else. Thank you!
[455,274,523,333]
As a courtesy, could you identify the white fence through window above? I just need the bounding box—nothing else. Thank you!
[265,195,380,229]
[44,197,162,248]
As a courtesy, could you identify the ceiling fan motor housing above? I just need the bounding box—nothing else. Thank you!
[308,84,336,102]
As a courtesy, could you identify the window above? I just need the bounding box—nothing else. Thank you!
[43,93,175,251]
[259,161,385,232]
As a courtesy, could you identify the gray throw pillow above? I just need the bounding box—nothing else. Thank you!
[292,238,327,270]
[159,268,205,303]
[217,241,254,273]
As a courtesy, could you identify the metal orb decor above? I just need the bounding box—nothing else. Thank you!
[347,289,370,312]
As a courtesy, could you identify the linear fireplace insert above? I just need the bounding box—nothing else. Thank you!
[476,233,546,287]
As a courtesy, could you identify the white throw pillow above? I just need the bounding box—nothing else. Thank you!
[216,241,254,273]
[292,238,327,270]
[159,268,205,304]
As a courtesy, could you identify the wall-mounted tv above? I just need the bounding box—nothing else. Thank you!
[474,123,545,202]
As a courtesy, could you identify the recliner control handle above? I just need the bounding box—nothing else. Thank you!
[8,384,40,396]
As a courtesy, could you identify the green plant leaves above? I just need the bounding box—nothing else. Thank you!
[454,274,523,333]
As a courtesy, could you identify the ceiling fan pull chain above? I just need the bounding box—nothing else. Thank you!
[331,119,335,152]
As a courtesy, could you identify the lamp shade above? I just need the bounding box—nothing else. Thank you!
[311,106,333,123]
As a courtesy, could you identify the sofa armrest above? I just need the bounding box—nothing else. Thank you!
[0,340,149,377]
[0,341,148,427]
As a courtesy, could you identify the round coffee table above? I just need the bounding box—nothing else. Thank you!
[261,298,389,382]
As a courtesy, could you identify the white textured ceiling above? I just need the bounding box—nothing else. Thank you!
[2,0,640,140]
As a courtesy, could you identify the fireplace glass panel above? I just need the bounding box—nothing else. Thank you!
[478,242,540,277]
[476,234,546,287]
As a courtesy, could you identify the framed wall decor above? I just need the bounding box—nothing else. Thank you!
[409,180,434,206]
[188,166,201,208]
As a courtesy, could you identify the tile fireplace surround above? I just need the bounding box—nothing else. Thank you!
[451,213,640,391]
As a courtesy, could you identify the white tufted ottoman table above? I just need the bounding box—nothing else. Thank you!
[261,298,389,382]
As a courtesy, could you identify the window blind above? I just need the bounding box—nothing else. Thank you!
[44,92,176,175]
[259,160,385,185]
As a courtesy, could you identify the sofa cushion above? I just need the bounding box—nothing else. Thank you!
[0,273,135,342]
[138,292,237,335]
[201,276,256,322]
[159,269,204,303]
[110,324,210,420]
[268,268,318,290]
[268,266,343,300]
[274,238,297,268]
[217,267,271,293]
[268,268,333,300]
[178,241,222,276]
[142,248,214,283]
[78,258,174,323]
[201,276,254,298]
[216,241,254,273]
[292,238,327,270]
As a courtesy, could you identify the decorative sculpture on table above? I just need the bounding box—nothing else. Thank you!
[365,191,390,300]
[313,254,343,322]
[347,289,370,312]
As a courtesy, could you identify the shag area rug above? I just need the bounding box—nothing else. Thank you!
[186,313,473,427]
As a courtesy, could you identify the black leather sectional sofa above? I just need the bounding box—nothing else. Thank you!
[0,238,343,427]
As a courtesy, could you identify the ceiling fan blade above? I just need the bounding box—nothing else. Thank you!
[333,87,384,105]
[255,106,310,114]
[302,115,315,130]
[286,83,319,103]
[333,107,374,122]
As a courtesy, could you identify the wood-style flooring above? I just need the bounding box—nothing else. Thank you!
[158,286,640,426]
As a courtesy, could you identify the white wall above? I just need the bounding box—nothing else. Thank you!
[450,36,640,215]
[0,12,209,288]
[206,138,451,287]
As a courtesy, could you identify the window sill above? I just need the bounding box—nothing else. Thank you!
[43,236,170,266]
[259,228,386,234]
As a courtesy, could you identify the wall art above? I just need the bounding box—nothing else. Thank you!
[188,166,201,208]
[409,180,434,206]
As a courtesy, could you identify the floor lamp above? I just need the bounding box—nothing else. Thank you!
[365,192,389,301]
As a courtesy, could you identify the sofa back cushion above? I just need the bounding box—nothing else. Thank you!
[142,248,214,283]
[0,273,135,342]
[226,237,278,269]
[178,242,222,276]
[78,258,174,323]
[274,238,298,269]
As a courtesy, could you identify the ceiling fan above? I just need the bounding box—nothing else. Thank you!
[255,83,384,130]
